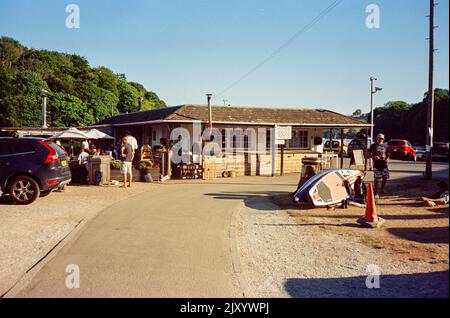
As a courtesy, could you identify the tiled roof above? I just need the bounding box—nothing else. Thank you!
[97,104,369,127]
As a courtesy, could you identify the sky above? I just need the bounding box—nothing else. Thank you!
[0,0,448,114]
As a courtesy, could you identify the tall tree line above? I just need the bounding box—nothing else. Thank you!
[351,88,449,144]
[0,37,166,128]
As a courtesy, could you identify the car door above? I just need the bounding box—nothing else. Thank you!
[0,141,14,190]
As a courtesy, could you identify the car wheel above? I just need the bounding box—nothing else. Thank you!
[40,190,52,197]
[9,176,40,205]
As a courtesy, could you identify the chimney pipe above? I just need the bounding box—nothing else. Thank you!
[206,94,213,130]
[138,97,143,111]
[41,90,48,128]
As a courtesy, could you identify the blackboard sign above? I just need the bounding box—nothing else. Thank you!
[349,149,365,168]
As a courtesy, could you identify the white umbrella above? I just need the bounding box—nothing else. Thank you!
[48,128,90,140]
[84,129,115,140]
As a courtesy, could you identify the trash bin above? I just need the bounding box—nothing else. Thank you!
[88,156,111,185]
[297,157,322,188]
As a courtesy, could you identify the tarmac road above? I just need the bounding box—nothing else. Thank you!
[12,175,298,297]
[10,160,448,297]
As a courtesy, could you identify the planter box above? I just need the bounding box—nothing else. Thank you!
[110,167,160,182]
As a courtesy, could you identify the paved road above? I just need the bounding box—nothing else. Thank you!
[14,176,298,297]
[13,160,448,297]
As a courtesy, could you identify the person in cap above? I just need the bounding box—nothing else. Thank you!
[369,133,390,195]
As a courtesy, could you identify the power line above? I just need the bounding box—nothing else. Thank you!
[213,0,344,100]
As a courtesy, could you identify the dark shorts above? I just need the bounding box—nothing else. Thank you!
[374,167,389,181]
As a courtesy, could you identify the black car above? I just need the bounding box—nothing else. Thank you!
[347,138,367,158]
[0,137,71,204]
[433,142,449,161]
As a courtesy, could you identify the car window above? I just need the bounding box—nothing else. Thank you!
[47,141,67,156]
[0,142,13,156]
[388,140,405,146]
[332,141,340,148]
[12,141,35,154]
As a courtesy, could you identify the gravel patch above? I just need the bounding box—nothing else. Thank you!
[237,196,449,298]
[0,183,152,296]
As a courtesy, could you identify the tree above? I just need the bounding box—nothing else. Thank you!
[352,109,362,117]
[117,80,140,113]
[47,92,95,127]
[0,37,167,127]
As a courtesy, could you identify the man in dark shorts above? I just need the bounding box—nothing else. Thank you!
[369,133,390,195]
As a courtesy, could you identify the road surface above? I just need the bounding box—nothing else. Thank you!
[12,160,448,297]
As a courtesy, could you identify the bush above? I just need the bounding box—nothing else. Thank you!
[138,160,154,170]
[111,160,121,169]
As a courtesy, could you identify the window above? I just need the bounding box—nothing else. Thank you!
[12,141,35,154]
[0,142,13,156]
[288,129,308,148]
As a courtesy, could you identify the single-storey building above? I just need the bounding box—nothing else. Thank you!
[96,104,370,177]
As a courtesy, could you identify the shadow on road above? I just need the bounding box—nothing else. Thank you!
[387,227,449,244]
[284,271,449,298]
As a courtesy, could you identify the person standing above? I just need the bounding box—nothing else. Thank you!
[369,133,390,195]
[81,139,90,151]
[125,130,138,153]
[120,137,134,188]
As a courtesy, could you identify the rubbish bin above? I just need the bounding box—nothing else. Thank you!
[88,156,111,185]
[297,157,322,188]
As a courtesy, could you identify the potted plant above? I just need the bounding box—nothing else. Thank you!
[138,160,158,182]
[110,160,123,181]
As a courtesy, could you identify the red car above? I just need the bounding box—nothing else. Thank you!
[387,139,416,161]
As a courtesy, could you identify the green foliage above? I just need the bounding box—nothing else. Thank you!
[47,92,95,127]
[352,89,449,144]
[138,160,154,170]
[117,80,140,113]
[0,36,166,127]
[111,160,122,169]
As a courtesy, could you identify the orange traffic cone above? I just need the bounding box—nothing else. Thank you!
[364,183,378,222]
[357,183,385,228]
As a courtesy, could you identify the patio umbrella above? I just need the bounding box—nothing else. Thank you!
[84,129,115,140]
[48,127,90,140]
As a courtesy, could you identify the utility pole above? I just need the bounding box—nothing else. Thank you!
[369,77,376,144]
[425,0,436,180]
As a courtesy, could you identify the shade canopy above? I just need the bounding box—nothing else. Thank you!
[48,128,90,140]
[84,129,114,140]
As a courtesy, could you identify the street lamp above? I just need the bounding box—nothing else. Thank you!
[365,77,382,171]
[40,89,49,128]
[369,77,382,144]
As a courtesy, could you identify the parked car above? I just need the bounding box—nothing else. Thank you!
[413,146,426,161]
[347,138,367,158]
[0,137,71,204]
[432,142,449,161]
[323,139,348,156]
[387,139,416,161]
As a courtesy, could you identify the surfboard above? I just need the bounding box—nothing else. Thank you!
[309,169,364,207]
[294,169,364,207]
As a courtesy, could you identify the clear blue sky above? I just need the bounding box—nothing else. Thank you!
[0,0,448,114]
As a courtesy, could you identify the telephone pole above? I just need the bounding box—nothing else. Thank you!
[425,0,436,180]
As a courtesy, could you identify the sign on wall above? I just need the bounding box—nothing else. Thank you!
[275,126,292,140]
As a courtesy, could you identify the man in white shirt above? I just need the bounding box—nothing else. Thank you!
[81,139,89,151]
[78,148,90,170]
[125,130,138,153]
